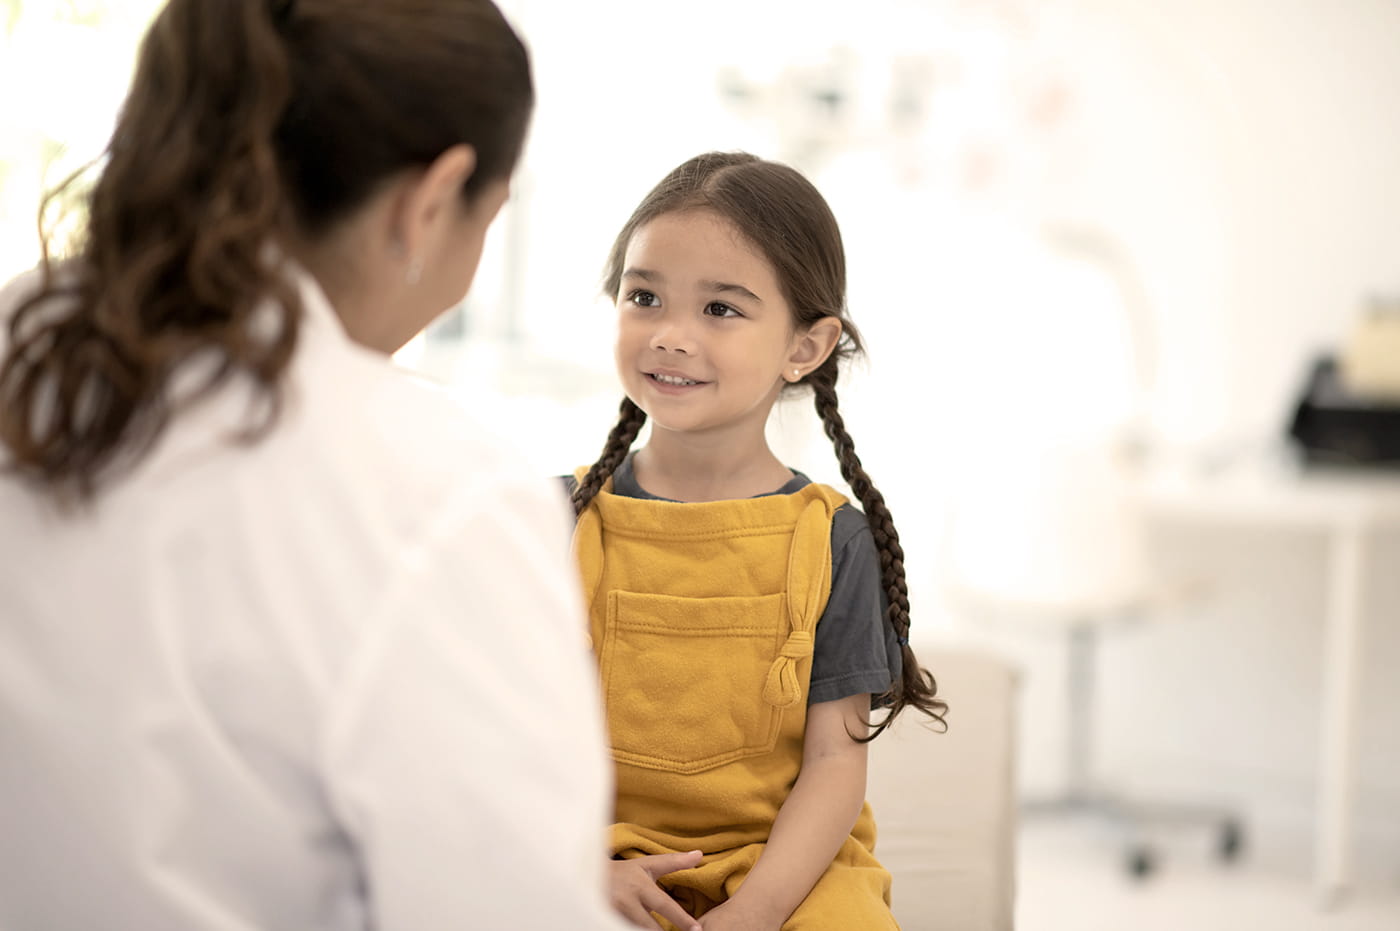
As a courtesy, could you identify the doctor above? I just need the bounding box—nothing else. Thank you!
[0,1,631,929]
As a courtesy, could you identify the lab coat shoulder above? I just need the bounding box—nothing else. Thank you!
[291,342,626,929]
[179,311,624,929]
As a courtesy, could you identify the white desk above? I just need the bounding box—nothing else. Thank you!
[1139,456,1400,907]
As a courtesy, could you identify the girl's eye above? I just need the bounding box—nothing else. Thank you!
[704,302,741,318]
[628,289,660,308]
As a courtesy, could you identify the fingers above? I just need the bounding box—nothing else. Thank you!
[613,892,663,931]
[607,863,664,930]
[641,886,702,931]
[638,849,704,881]
[607,854,705,931]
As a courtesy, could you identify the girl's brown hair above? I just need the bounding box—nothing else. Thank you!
[572,151,947,738]
[0,0,533,504]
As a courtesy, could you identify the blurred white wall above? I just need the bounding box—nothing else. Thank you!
[940,0,1400,883]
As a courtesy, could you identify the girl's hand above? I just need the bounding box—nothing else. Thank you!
[608,850,704,931]
[696,897,782,931]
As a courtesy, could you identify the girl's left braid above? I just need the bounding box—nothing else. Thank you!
[810,376,911,639]
[571,396,647,517]
[811,372,947,737]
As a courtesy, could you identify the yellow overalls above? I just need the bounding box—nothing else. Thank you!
[572,476,897,930]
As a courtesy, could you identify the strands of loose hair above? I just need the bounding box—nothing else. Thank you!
[0,0,298,507]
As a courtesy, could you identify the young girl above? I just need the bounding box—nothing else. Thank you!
[570,152,948,931]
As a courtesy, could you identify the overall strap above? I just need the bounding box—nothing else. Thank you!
[762,490,839,708]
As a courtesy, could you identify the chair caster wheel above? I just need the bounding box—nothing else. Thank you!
[1126,846,1157,879]
[1218,820,1244,862]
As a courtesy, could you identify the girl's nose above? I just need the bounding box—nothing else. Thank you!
[650,320,695,354]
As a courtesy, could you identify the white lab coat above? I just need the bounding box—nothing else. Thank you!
[0,267,629,930]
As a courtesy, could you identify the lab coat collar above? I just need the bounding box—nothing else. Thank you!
[280,259,355,347]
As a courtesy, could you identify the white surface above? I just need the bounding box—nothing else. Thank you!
[869,641,1020,931]
[1140,455,1400,529]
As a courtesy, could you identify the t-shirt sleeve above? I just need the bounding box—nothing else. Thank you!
[808,504,903,706]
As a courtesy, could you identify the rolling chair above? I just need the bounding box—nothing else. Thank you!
[939,432,1244,878]
[931,223,1243,878]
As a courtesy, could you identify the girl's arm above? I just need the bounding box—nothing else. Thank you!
[701,693,871,930]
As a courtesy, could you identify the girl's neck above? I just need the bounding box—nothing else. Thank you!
[632,434,793,503]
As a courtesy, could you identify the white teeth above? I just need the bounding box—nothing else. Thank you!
[652,373,698,386]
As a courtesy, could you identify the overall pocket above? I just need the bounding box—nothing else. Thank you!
[601,589,788,774]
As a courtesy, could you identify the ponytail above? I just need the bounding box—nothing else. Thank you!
[810,372,948,739]
[0,0,298,504]
[1,0,535,506]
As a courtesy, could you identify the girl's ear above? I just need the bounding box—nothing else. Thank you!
[788,315,843,373]
[387,144,478,264]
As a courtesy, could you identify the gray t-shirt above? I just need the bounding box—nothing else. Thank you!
[581,457,902,706]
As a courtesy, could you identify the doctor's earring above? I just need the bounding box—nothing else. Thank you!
[405,255,424,286]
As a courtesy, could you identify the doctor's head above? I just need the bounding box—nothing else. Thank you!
[0,0,534,504]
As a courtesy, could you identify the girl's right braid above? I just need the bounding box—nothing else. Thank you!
[571,396,647,517]
[810,375,947,736]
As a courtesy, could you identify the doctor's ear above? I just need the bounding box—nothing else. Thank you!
[389,144,478,260]
[788,316,843,377]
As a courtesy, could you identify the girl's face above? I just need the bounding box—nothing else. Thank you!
[614,209,802,442]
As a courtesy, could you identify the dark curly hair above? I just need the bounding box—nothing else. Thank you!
[0,0,533,505]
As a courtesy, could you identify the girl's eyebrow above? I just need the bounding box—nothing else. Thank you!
[701,279,763,303]
[622,268,763,303]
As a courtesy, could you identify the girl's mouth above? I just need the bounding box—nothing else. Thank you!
[649,373,700,387]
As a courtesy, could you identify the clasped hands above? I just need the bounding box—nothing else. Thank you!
[608,852,782,931]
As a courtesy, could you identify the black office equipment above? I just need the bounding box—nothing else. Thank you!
[1288,355,1400,467]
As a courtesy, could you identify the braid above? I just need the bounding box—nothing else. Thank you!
[571,396,647,517]
[811,374,948,738]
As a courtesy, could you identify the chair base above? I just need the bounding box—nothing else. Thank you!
[1025,620,1247,879]
[1021,787,1245,878]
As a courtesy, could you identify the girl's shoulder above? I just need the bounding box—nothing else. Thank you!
[830,499,873,553]
[769,471,873,557]
[786,471,869,547]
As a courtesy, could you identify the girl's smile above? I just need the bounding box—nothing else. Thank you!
[645,368,709,392]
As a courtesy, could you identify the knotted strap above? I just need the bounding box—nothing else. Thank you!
[761,495,836,708]
[762,628,815,707]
